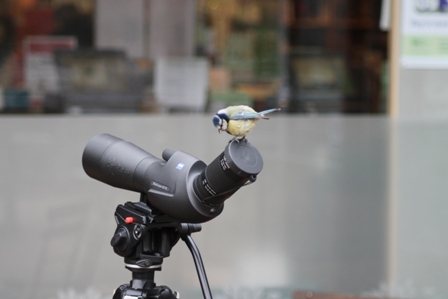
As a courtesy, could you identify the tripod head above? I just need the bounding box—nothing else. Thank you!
[110,194,188,299]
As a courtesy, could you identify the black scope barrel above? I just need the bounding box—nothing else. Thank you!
[82,133,160,193]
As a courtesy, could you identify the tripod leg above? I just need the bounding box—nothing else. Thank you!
[181,234,213,299]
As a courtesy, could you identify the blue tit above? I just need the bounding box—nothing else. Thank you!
[212,105,281,139]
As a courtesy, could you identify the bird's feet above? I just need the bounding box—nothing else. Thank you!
[229,136,247,144]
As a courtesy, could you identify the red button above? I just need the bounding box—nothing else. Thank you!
[125,217,134,224]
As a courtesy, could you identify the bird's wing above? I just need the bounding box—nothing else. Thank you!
[230,111,261,120]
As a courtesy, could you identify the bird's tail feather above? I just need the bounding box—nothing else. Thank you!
[259,108,281,119]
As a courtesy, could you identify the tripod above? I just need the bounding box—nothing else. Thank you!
[110,194,213,299]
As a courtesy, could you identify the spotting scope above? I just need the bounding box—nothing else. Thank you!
[82,133,263,223]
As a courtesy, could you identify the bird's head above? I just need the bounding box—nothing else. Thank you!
[212,109,229,133]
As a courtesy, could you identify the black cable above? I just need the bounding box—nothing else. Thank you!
[182,234,213,299]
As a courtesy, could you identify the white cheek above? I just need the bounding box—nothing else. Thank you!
[221,121,228,130]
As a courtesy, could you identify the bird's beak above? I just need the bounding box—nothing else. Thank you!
[218,128,222,134]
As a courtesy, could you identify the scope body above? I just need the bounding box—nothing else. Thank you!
[82,134,263,223]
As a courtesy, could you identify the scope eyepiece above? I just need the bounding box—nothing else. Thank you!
[193,139,263,206]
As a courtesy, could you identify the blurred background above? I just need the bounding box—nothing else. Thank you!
[0,0,392,114]
[1,0,448,298]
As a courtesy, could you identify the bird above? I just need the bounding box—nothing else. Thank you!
[212,105,281,139]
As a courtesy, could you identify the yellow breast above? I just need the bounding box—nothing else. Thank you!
[227,119,256,137]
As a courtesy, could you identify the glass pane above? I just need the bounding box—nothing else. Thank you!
[0,0,388,114]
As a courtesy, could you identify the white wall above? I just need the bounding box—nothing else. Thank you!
[2,115,447,298]
[398,70,448,119]
[0,115,389,298]
[387,1,448,298]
